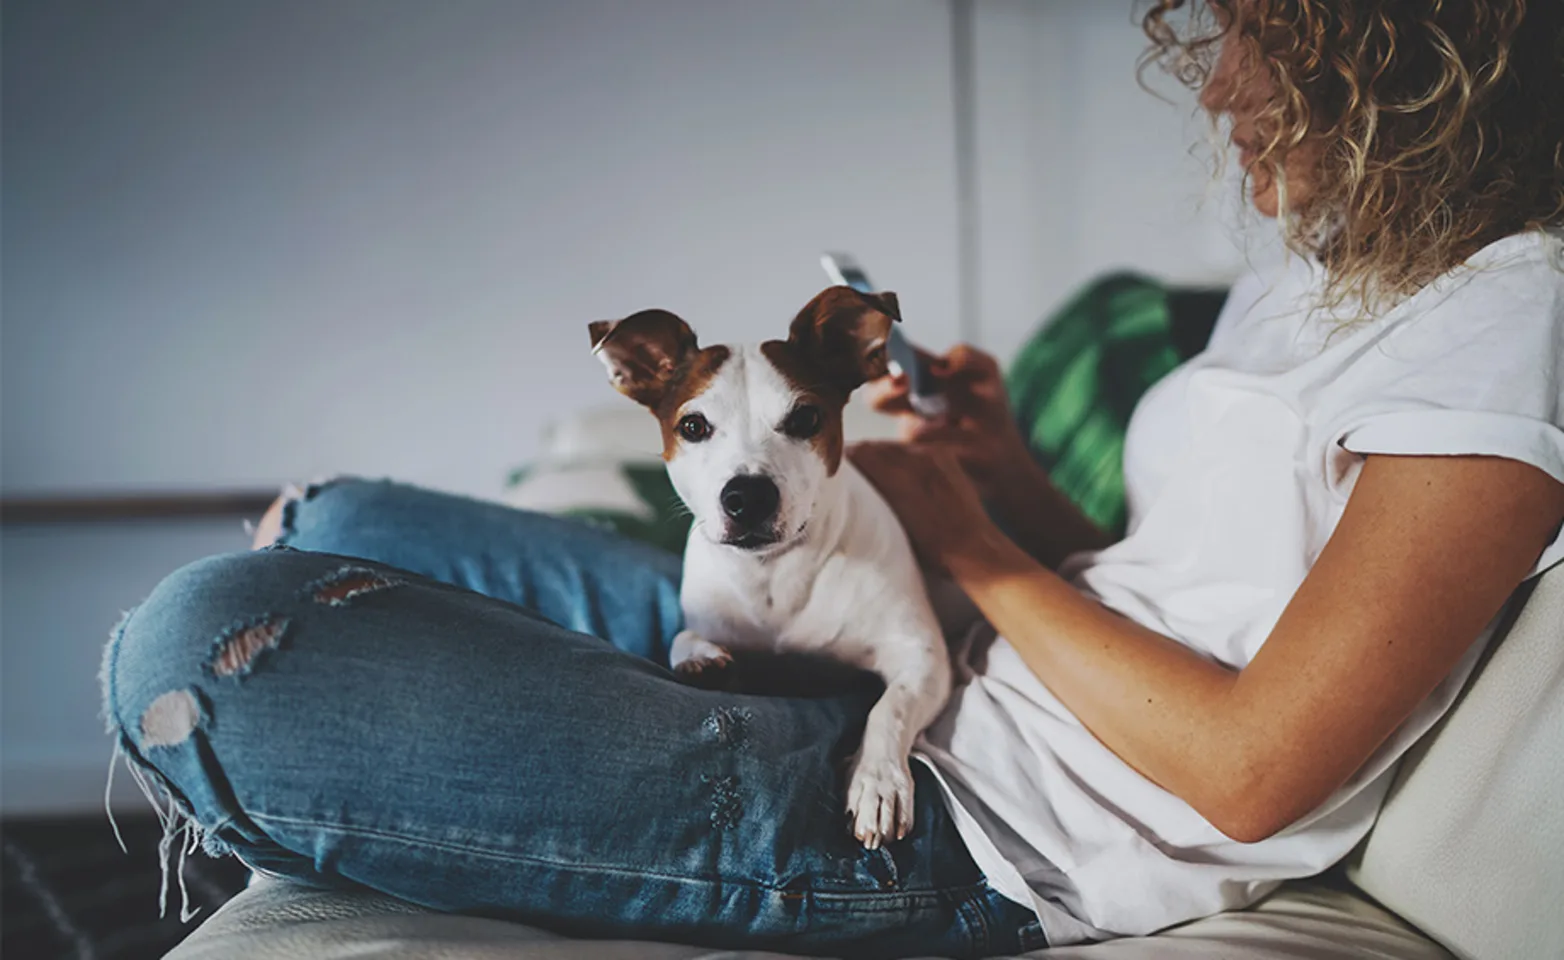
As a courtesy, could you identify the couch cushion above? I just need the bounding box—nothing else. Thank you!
[166,875,1446,960]
[1346,561,1564,960]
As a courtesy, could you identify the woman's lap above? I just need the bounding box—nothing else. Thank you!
[102,479,1031,958]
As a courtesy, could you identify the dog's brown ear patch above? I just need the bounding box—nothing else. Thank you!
[786,286,901,394]
[589,309,699,409]
[760,340,848,475]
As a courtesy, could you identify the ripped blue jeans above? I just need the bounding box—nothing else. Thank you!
[101,478,1040,958]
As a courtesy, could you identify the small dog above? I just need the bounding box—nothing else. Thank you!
[588,286,953,849]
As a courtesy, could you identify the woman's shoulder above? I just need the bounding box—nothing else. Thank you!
[1315,229,1563,530]
[1417,227,1564,312]
[1384,227,1563,360]
[1233,226,1562,312]
[1465,226,1564,273]
[1277,228,1558,339]
[1199,228,1561,365]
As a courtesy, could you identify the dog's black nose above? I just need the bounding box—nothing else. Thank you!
[721,475,780,527]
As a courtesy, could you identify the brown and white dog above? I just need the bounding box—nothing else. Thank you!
[588,286,952,849]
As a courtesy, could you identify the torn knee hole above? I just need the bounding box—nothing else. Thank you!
[306,566,401,606]
[140,689,202,748]
[209,616,290,679]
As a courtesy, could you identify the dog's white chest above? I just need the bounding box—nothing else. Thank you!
[678,468,941,667]
[685,547,831,651]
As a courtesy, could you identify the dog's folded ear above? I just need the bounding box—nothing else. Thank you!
[787,286,902,394]
[589,309,699,409]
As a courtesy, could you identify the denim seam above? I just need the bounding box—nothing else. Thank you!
[961,892,991,958]
[101,605,140,736]
[248,810,990,905]
[804,888,984,913]
[1018,917,1048,953]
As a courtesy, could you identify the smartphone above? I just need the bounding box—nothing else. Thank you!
[819,253,948,418]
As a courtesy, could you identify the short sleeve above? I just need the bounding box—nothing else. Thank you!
[1324,235,1564,578]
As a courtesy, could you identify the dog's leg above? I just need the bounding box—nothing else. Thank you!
[669,629,734,688]
[846,641,951,849]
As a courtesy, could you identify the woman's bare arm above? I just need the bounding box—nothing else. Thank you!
[854,445,1564,841]
[985,457,1114,569]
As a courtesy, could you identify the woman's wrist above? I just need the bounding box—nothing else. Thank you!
[990,452,1050,518]
[986,449,1114,568]
[941,516,1029,584]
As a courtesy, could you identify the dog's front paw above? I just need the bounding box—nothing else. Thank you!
[845,752,915,850]
[670,630,735,689]
[674,653,736,689]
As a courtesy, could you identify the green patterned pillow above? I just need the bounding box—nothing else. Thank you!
[1006,273,1190,538]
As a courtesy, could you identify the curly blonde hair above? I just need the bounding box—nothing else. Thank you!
[1143,0,1564,312]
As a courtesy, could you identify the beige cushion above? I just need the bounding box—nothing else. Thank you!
[167,875,1447,960]
[1039,883,1448,959]
[1347,561,1564,960]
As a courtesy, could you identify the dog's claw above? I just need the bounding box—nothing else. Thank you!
[670,631,735,689]
[674,653,734,689]
[845,753,914,850]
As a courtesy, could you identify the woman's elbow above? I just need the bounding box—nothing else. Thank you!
[1208,803,1289,844]
[1202,779,1314,843]
[1190,731,1329,843]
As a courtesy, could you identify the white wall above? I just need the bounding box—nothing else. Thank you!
[2,0,1253,501]
[3,0,961,500]
[972,0,1251,360]
[2,0,1257,813]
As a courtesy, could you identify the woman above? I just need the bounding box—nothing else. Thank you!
[104,2,1563,956]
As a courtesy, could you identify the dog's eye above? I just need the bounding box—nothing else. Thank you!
[782,404,823,440]
[677,413,713,443]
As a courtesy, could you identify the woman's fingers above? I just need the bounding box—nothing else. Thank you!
[933,344,1002,380]
[868,344,1007,426]
[905,419,970,444]
[864,373,914,414]
[927,345,1007,412]
[845,441,901,482]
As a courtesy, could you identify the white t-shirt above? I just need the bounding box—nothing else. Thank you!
[914,228,1564,945]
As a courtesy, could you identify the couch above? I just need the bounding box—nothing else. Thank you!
[163,280,1564,958]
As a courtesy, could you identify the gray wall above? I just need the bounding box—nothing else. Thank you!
[2,520,251,813]
[4,0,968,499]
[2,0,1245,813]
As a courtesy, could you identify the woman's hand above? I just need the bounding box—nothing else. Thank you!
[848,441,996,571]
[862,342,1112,568]
[861,344,1037,501]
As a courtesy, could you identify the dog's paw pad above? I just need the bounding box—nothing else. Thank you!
[674,652,734,689]
[845,755,915,850]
